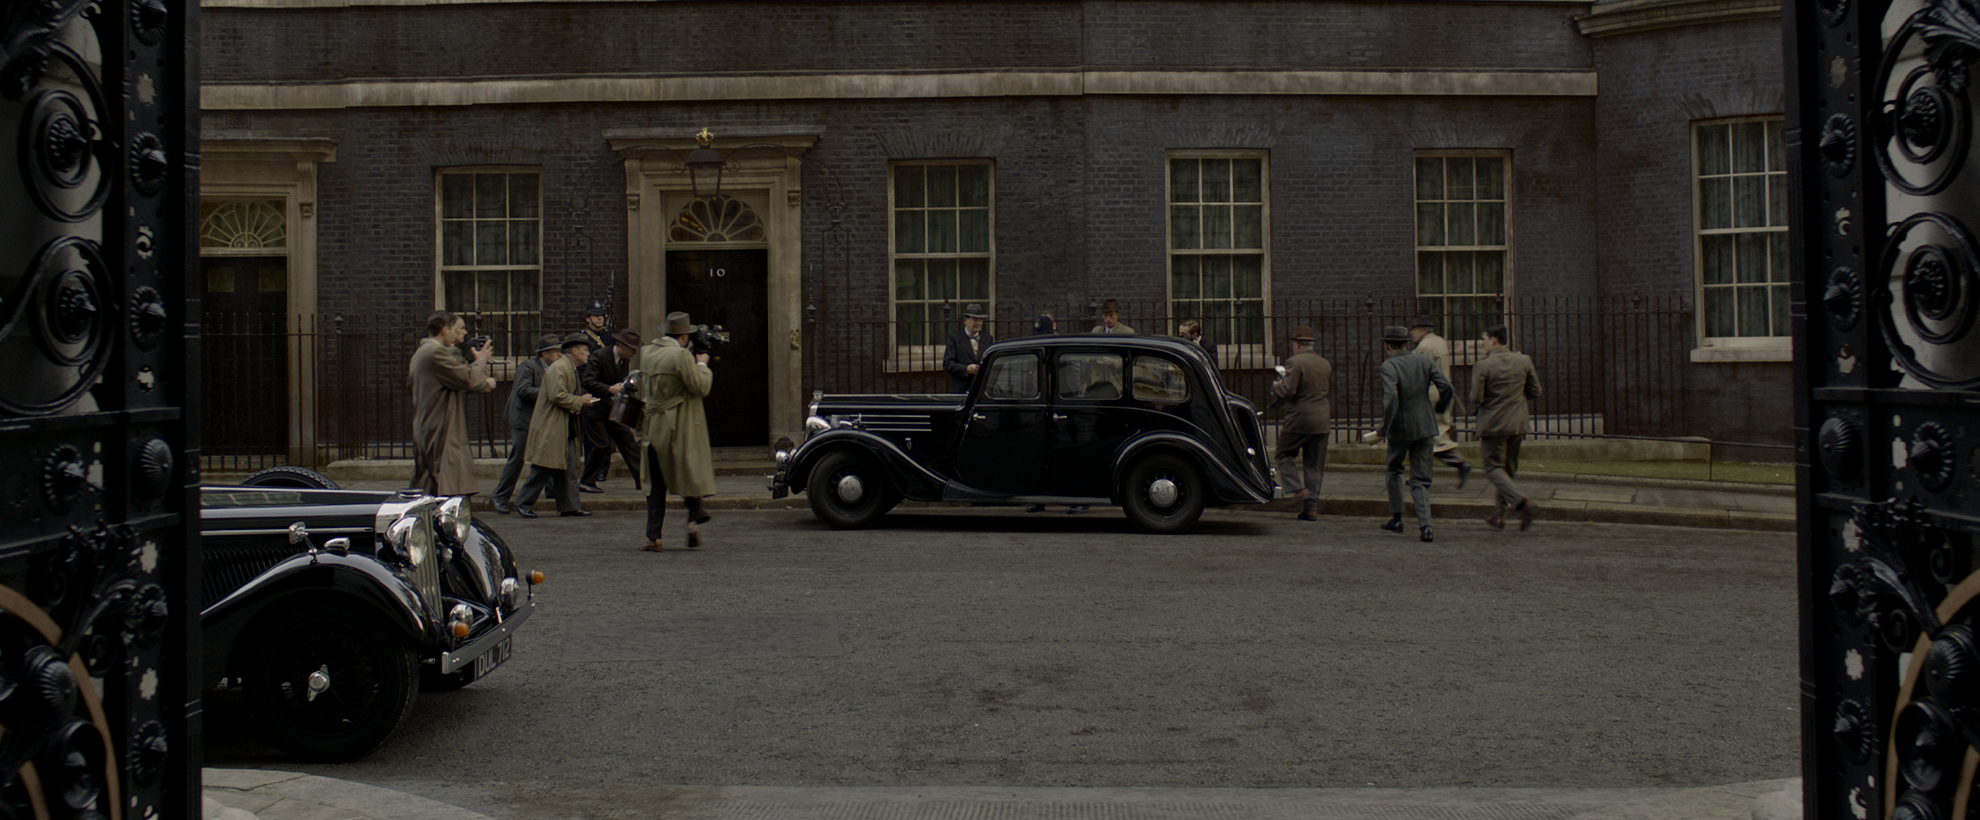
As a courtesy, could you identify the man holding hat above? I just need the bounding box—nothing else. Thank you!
[1379,324,1454,542]
[513,333,600,518]
[1091,298,1136,334]
[942,303,995,393]
[636,311,716,551]
[490,333,562,514]
[1270,325,1333,521]
[579,327,645,493]
[1408,315,1474,487]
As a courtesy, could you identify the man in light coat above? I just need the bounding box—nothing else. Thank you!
[513,333,599,518]
[1408,315,1474,488]
[1270,325,1332,521]
[1378,325,1454,542]
[1471,323,1542,531]
[1090,298,1136,334]
[410,310,495,497]
[491,334,561,514]
[637,311,716,551]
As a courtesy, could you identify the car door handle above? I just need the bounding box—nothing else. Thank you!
[1053,413,1067,421]
[971,412,987,422]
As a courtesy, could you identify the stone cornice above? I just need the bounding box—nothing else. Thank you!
[199,135,338,162]
[1574,0,1780,37]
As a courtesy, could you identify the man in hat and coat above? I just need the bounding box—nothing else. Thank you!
[1271,325,1332,521]
[1379,324,1454,542]
[637,311,716,551]
[513,333,599,518]
[573,299,612,493]
[1408,315,1474,487]
[410,310,495,497]
[1091,298,1136,334]
[490,333,562,513]
[942,303,994,393]
[1472,323,1542,531]
[579,328,645,492]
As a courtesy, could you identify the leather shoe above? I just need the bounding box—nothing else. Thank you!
[686,522,701,549]
[1297,509,1319,522]
[1379,517,1404,534]
[1517,500,1537,531]
[560,509,593,517]
[1419,526,1435,542]
[1457,463,1472,490]
[515,507,537,519]
[641,540,664,552]
[578,483,604,494]
[1484,515,1505,530]
[492,499,512,515]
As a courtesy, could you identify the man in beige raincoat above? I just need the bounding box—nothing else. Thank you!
[1408,315,1474,489]
[410,310,495,496]
[637,311,715,551]
[513,333,599,518]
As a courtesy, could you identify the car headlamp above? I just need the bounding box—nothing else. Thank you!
[385,516,431,567]
[438,496,472,542]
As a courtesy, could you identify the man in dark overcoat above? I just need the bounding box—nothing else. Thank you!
[574,299,612,493]
[1270,325,1332,521]
[1471,323,1543,531]
[942,303,994,393]
[579,328,643,492]
[1378,325,1454,542]
[410,310,495,497]
[491,334,561,514]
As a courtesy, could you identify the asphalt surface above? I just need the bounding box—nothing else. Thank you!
[202,507,1800,820]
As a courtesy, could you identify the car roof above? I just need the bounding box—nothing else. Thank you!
[986,333,1207,356]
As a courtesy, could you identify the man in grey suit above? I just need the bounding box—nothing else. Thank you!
[1378,325,1454,541]
[1472,323,1542,531]
[1270,325,1332,521]
[491,334,562,514]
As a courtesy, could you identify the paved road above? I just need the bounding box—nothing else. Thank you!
[203,508,1799,819]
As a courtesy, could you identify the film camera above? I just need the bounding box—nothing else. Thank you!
[688,324,728,359]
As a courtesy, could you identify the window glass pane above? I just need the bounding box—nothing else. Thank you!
[513,275,539,312]
[928,210,958,253]
[509,174,539,218]
[1444,251,1475,295]
[1702,234,1734,285]
[1204,205,1233,249]
[958,258,990,300]
[441,175,474,219]
[1771,232,1790,282]
[1417,253,1443,295]
[1232,255,1263,298]
[896,209,925,254]
[1706,288,1736,336]
[1171,205,1201,250]
[444,272,473,313]
[1767,176,1787,227]
[1699,124,1731,175]
[1448,203,1476,246]
[1478,202,1505,245]
[928,259,958,301]
[1700,178,1732,230]
[896,303,924,346]
[1448,157,1475,200]
[1734,176,1766,228]
[1233,204,1263,249]
[1767,120,1786,172]
[1733,122,1768,174]
[1202,159,1231,202]
[1132,357,1188,403]
[927,165,957,208]
[477,271,508,314]
[1416,203,1445,246]
[1477,252,1504,293]
[1477,158,1505,200]
[442,221,474,266]
[1771,284,1790,335]
[206,265,236,294]
[475,174,507,217]
[475,220,507,265]
[1736,233,1768,283]
[1737,285,1770,336]
[1234,299,1264,347]
[896,166,925,209]
[1203,255,1231,300]
[987,354,1039,400]
[958,165,990,207]
[1232,159,1262,202]
[1415,158,1443,201]
[895,260,924,301]
[1062,353,1124,399]
[257,265,287,292]
[509,219,538,263]
[1171,256,1201,300]
[959,209,990,254]
[1171,159,1199,203]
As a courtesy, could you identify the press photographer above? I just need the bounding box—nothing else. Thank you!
[634,311,716,552]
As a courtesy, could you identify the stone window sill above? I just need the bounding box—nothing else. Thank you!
[1690,341,1792,363]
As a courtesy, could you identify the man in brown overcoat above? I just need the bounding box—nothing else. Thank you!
[636,311,716,551]
[1471,323,1542,531]
[1270,325,1332,521]
[513,333,599,518]
[410,310,495,496]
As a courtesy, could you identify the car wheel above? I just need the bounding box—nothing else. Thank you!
[242,601,418,762]
[1121,453,1206,534]
[240,466,341,490]
[807,449,898,529]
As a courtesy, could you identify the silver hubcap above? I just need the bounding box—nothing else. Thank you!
[306,664,331,702]
[1148,477,1180,507]
[836,474,865,503]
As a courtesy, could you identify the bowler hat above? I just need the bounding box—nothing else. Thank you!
[612,329,641,348]
[1289,325,1314,342]
[560,332,593,350]
[1408,314,1435,329]
[962,303,988,319]
[534,333,562,354]
[584,299,607,317]
[663,311,693,335]
[1380,325,1413,344]
[1099,298,1121,313]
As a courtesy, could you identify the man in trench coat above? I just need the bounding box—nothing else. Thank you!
[410,310,495,497]
[513,333,599,518]
[1379,325,1454,542]
[1270,325,1332,521]
[1408,315,1474,488]
[637,311,716,551]
[491,334,562,513]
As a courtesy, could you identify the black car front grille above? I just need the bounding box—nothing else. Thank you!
[202,543,301,609]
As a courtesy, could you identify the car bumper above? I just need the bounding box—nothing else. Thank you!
[439,600,534,675]
[767,472,790,499]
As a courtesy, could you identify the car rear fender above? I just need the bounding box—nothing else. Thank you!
[788,430,947,498]
[1114,433,1273,506]
[203,555,433,684]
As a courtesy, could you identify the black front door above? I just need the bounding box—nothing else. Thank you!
[200,255,289,456]
[665,249,768,447]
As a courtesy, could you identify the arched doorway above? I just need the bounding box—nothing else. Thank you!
[664,195,769,447]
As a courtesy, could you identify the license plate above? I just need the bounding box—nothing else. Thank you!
[472,636,513,678]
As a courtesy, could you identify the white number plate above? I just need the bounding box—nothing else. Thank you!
[472,636,513,678]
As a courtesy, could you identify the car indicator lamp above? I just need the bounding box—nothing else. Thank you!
[452,621,471,639]
[530,570,546,584]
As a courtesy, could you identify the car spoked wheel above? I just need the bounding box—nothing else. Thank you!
[1122,453,1206,534]
[243,602,417,761]
[807,449,899,528]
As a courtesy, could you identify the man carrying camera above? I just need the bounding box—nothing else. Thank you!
[410,310,495,497]
[635,311,715,551]
[579,328,644,493]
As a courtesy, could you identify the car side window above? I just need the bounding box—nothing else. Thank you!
[982,353,1040,400]
[1132,356,1189,403]
[1058,352,1124,400]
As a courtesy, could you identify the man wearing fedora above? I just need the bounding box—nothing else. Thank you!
[491,333,562,514]
[942,303,995,393]
[579,327,645,493]
[1408,315,1474,488]
[514,333,601,518]
[1091,298,1136,334]
[1270,325,1332,521]
[636,311,716,551]
[1379,325,1454,541]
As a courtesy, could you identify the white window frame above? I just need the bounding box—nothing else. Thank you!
[1691,116,1792,362]
[1166,150,1271,369]
[886,159,996,371]
[1413,150,1512,365]
[434,166,543,364]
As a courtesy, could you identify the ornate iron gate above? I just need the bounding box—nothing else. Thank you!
[1,2,200,819]
[1796,0,1980,817]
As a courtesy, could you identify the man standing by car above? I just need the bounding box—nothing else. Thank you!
[410,310,495,497]
[1408,315,1474,488]
[579,328,643,492]
[638,312,716,551]
[491,334,561,514]
[514,333,599,518]
[1271,325,1332,521]
[1472,323,1542,531]
[942,303,994,393]
[1379,325,1454,542]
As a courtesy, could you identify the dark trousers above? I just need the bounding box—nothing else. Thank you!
[1274,430,1328,503]
[492,425,529,503]
[515,439,580,513]
[581,412,643,486]
[1385,436,1435,529]
[645,447,710,541]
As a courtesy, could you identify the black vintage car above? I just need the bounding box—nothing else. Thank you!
[201,472,539,761]
[769,335,1276,533]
